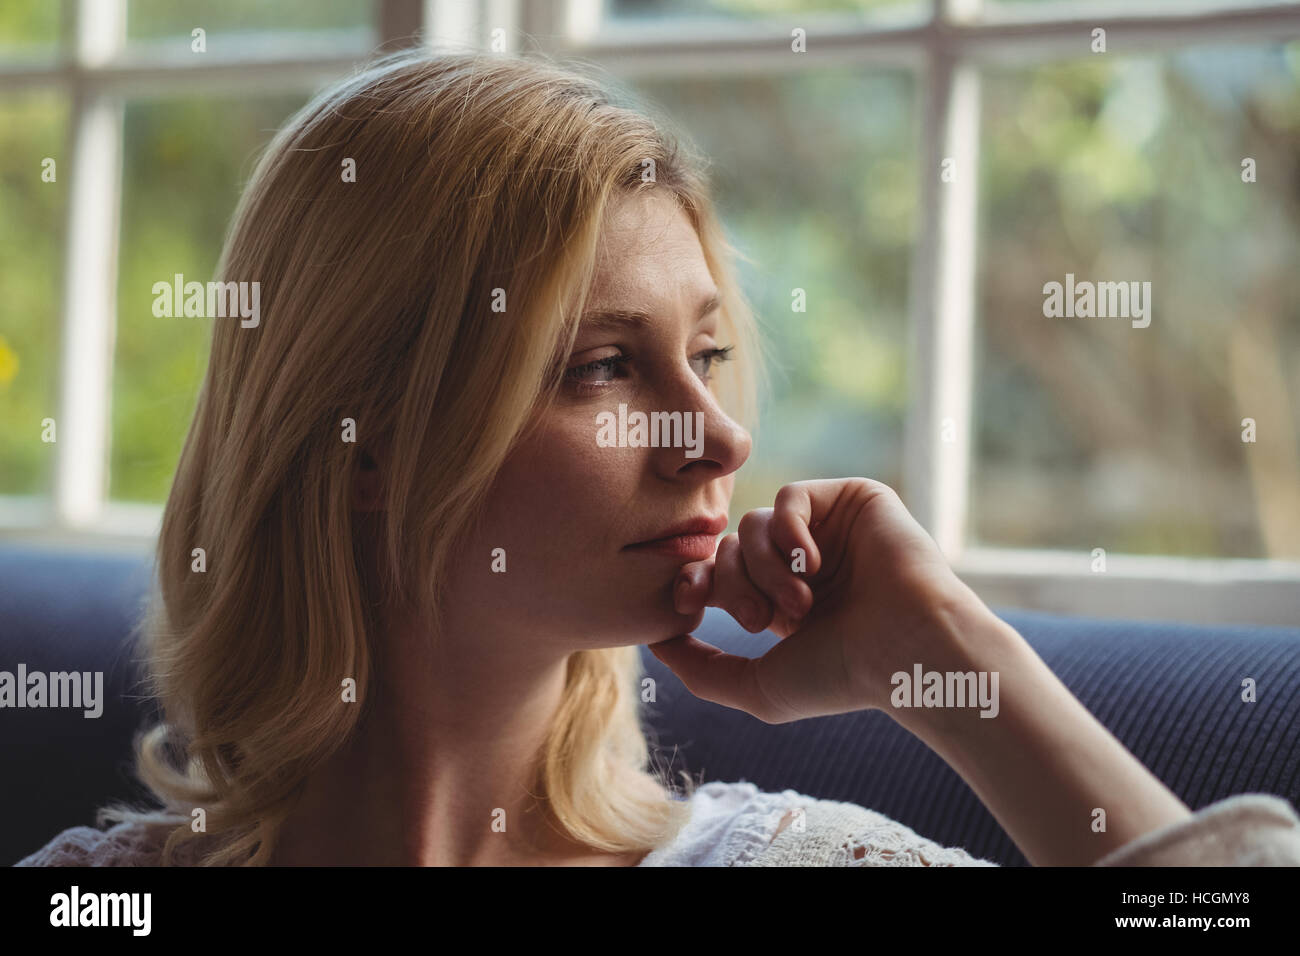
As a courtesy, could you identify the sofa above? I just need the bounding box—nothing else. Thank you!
[3,539,1298,866]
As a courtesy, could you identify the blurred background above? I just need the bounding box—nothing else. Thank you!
[1,0,1298,624]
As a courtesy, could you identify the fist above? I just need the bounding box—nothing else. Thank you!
[650,478,992,723]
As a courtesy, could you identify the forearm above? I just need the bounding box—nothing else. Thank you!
[890,602,1192,866]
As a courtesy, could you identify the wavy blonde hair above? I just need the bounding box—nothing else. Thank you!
[100,47,762,865]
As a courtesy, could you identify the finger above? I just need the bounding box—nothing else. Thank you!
[673,557,714,615]
[773,480,848,575]
[649,635,778,721]
[737,508,813,622]
[709,533,775,633]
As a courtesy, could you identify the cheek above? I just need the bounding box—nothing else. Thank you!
[454,423,655,632]
[445,417,705,645]
[481,416,632,559]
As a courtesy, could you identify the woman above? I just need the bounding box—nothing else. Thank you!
[18,49,1300,867]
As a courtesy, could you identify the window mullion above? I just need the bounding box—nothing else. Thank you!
[904,23,980,560]
[426,0,482,49]
[54,0,124,528]
[933,63,980,560]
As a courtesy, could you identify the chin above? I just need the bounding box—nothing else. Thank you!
[580,593,707,649]
[557,563,708,646]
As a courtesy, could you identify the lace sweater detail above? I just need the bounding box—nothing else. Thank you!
[16,782,1300,867]
[14,820,192,867]
[638,782,997,867]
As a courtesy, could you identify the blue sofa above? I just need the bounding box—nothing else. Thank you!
[3,540,1298,866]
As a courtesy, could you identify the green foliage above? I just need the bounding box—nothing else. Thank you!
[0,0,59,54]
[0,94,65,495]
[973,45,1300,558]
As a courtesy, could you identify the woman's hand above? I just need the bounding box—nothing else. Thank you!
[649,477,1000,724]
[650,477,1199,866]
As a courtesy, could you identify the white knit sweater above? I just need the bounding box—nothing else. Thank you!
[636,782,1300,866]
[15,781,1300,866]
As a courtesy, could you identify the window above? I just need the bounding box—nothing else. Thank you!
[1,0,1297,625]
[973,46,1300,562]
[0,0,377,535]
[0,90,66,503]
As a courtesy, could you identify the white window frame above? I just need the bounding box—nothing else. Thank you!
[1,0,1298,626]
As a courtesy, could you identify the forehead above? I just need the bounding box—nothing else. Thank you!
[589,190,713,302]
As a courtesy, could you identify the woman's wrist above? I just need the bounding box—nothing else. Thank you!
[863,589,1025,735]
[874,594,1193,864]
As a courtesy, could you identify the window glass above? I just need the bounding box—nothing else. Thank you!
[126,0,373,39]
[0,0,60,59]
[972,43,1300,558]
[0,93,67,497]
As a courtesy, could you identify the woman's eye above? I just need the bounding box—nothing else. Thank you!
[562,345,734,394]
[564,353,631,390]
[690,346,734,382]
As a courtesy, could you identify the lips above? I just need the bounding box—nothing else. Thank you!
[624,514,728,561]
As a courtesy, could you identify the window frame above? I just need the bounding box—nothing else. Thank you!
[1,0,1298,626]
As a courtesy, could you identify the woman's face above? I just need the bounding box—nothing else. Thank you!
[445,189,752,651]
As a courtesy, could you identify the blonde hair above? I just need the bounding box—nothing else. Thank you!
[101,47,762,865]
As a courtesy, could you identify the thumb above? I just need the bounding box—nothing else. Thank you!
[649,634,776,722]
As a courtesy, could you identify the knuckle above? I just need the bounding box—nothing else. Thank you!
[773,483,802,507]
[737,509,767,536]
[716,532,741,559]
[854,476,897,500]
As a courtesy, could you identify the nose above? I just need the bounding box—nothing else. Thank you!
[648,374,752,482]
[691,409,751,481]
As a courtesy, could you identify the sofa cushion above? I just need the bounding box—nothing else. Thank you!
[3,541,1298,867]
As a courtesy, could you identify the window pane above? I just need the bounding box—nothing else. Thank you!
[112,94,309,503]
[126,0,373,40]
[0,93,67,497]
[973,43,1300,559]
[0,0,60,58]
[632,70,917,520]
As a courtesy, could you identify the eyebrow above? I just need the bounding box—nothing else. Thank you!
[579,292,720,330]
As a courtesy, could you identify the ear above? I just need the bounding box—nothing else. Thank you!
[351,448,385,512]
